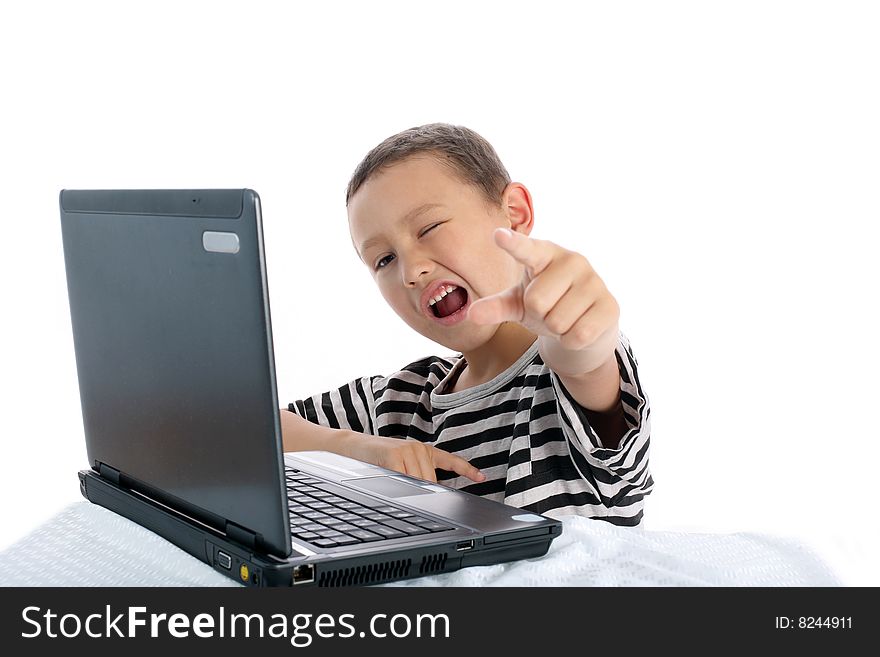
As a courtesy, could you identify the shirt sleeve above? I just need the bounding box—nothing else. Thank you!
[548,331,654,512]
[287,375,383,435]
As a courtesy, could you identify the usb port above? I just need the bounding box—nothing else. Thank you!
[455,540,474,551]
[216,551,232,570]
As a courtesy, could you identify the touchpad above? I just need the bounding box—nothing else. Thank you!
[349,476,432,498]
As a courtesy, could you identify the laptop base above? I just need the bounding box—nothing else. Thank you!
[80,470,557,587]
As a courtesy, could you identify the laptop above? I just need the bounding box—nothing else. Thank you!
[59,189,562,587]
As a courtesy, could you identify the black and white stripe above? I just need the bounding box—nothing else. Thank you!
[288,332,653,525]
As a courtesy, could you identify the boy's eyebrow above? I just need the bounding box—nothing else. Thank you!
[357,202,445,256]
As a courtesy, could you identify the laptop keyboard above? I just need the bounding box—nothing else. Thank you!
[285,467,455,548]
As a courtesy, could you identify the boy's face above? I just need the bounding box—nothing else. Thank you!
[348,155,532,354]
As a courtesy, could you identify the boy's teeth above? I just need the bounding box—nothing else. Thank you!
[428,284,457,306]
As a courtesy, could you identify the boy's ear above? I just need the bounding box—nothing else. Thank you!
[501,182,535,236]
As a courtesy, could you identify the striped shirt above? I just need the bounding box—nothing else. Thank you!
[288,332,653,526]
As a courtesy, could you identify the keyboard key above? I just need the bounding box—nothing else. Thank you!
[371,526,406,539]
[380,518,429,535]
[312,538,337,548]
[374,506,400,514]
[294,531,320,541]
[410,520,453,532]
[320,517,350,526]
[348,529,383,542]
[332,535,361,546]
[317,530,345,539]
[312,483,386,508]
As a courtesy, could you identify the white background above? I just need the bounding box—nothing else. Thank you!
[1,1,878,584]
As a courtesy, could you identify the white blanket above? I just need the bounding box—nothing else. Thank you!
[0,502,841,587]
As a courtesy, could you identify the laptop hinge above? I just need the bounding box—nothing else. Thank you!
[226,521,258,550]
[97,462,121,486]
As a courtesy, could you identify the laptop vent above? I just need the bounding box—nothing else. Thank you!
[419,552,448,574]
[317,558,412,587]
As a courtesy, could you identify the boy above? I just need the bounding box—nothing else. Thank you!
[280,124,652,525]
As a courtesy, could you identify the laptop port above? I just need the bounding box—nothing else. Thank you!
[455,540,474,551]
[293,564,315,585]
[216,551,232,570]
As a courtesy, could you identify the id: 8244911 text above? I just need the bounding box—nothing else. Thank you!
[775,617,852,630]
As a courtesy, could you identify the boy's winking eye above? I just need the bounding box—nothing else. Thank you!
[354,202,447,265]
[371,222,443,271]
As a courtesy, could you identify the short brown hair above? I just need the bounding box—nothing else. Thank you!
[345,123,511,207]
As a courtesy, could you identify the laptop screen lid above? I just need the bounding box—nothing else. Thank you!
[59,189,292,557]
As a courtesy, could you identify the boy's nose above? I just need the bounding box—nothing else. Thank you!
[402,255,433,287]
[405,268,430,287]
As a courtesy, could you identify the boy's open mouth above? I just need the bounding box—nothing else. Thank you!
[429,285,468,319]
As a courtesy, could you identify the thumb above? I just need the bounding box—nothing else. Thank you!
[467,285,524,326]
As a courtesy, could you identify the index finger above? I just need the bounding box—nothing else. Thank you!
[493,228,553,275]
[430,447,487,483]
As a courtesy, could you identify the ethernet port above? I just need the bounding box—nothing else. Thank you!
[292,564,315,585]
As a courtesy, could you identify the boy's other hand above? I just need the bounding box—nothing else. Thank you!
[467,227,619,374]
[341,434,486,484]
